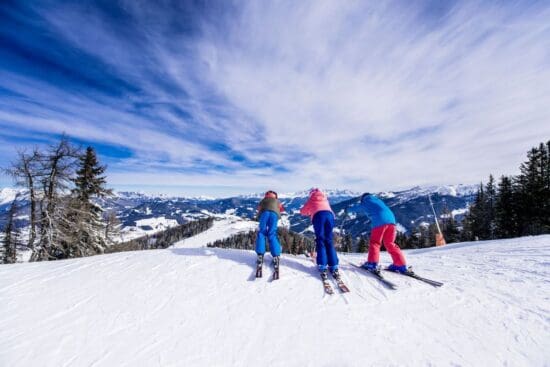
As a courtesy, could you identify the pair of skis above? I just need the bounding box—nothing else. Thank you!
[255,255,279,281]
[321,271,350,295]
[352,264,444,289]
[306,251,350,294]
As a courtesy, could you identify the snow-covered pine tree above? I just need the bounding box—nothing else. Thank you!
[66,146,113,257]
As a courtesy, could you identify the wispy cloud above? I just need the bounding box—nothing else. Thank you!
[0,1,549,195]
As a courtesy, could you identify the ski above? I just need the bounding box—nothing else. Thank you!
[331,271,350,293]
[320,272,334,295]
[334,279,350,293]
[385,268,443,287]
[352,264,397,290]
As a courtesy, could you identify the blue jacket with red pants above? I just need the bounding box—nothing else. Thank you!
[360,194,406,267]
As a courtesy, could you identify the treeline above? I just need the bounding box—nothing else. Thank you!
[1,136,116,263]
[390,140,549,248]
[207,227,315,254]
[462,140,549,241]
[334,141,549,251]
[106,217,214,253]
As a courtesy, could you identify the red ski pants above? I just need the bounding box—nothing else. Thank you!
[367,224,407,266]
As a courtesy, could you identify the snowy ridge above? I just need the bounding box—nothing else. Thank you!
[0,187,27,205]
[240,185,476,201]
[384,184,478,203]
[0,184,477,204]
[114,191,216,201]
[0,231,548,366]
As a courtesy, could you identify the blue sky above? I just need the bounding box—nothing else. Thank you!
[1,0,549,196]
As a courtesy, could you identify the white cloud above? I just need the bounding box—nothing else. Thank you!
[1,1,549,195]
[191,1,550,191]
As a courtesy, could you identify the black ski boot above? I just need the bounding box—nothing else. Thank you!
[272,256,280,280]
[320,269,334,294]
[255,254,264,278]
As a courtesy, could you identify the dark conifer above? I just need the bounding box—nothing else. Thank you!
[2,198,20,264]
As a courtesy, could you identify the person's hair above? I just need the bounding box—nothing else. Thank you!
[266,190,278,198]
[360,192,371,202]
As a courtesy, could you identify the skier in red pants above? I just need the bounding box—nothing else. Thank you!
[360,193,408,273]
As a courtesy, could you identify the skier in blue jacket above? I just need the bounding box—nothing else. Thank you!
[360,193,408,273]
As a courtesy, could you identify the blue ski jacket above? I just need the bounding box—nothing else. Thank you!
[360,194,396,228]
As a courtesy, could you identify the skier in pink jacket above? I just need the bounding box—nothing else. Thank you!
[300,188,340,280]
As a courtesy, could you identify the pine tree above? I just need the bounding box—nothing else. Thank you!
[344,234,353,252]
[427,223,438,247]
[543,141,550,231]
[396,231,412,249]
[464,140,550,240]
[516,142,549,235]
[485,175,497,239]
[441,210,460,244]
[64,146,113,257]
[409,228,422,248]
[2,198,20,264]
[494,175,519,238]
[464,183,488,240]
[357,236,368,253]
[73,147,111,202]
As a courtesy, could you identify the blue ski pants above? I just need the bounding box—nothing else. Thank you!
[255,210,282,257]
[313,211,338,271]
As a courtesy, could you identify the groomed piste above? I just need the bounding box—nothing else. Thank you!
[1,218,548,367]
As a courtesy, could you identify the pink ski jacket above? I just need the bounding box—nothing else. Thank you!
[299,189,333,219]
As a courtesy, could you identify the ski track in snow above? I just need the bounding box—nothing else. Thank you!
[0,230,549,367]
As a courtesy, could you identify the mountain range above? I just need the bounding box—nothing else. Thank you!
[0,185,477,239]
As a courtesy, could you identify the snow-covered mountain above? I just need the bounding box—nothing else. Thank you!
[0,185,478,237]
[1,225,548,366]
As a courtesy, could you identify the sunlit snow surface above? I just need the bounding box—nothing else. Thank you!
[0,224,548,367]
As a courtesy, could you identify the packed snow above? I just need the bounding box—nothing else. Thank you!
[0,228,548,366]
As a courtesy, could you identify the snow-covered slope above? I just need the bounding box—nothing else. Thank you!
[172,215,257,249]
[1,233,548,366]
[117,216,180,242]
[0,187,27,206]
